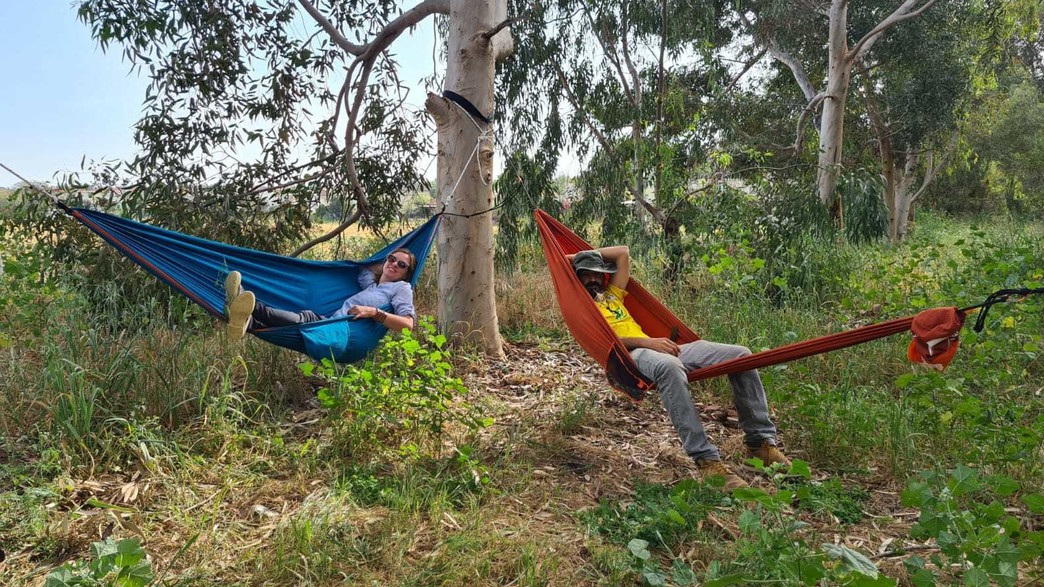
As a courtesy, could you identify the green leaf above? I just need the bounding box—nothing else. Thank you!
[628,538,651,561]
[949,464,980,497]
[670,559,699,586]
[989,475,1020,497]
[44,567,77,587]
[1023,493,1044,514]
[666,509,686,525]
[822,543,879,578]
[910,568,937,587]
[963,568,989,587]
[642,570,667,586]
[789,459,811,479]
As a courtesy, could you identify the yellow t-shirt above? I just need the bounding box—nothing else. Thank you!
[597,284,648,339]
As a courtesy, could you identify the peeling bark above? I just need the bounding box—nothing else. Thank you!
[425,0,506,357]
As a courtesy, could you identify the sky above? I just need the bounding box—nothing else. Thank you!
[0,2,151,185]
[0,2,444,188]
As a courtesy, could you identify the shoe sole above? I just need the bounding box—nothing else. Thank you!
[227,291,255,341]
[224,271,242,314]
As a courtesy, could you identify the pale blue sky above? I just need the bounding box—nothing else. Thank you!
[0,2,150,185]
[0,2,442,187]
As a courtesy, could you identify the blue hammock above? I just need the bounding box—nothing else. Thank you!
[66,207,440,363]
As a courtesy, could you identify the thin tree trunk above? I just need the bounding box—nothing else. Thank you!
[817,0,850,219]
[425,0,504,357]
[893,151,920,241]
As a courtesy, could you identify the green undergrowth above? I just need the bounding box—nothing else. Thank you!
[2,210,1042,584]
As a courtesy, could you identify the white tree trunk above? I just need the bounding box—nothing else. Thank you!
[892,152,921,241]
[817,0,850,211]
[426,0,505,357]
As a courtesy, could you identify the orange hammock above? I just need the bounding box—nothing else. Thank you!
[534,209,1040,402]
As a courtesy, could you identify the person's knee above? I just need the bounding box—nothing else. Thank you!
[734,345,752,357]
[650,356,686,383]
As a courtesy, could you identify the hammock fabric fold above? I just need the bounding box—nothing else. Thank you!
[534,209,961,402]
[67,207,439,363]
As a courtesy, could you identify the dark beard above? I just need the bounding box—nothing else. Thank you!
[585,282,605,299]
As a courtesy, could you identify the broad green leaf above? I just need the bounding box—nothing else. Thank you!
[1023,493,1044,513]
[949,464,979,497]
[642,570,667,586]
[822,543,879,577]
[789,459,811,479]
[628,538,651,561]
[671,559,699,586]
[963,568,989,587]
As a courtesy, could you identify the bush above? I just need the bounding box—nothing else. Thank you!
[306,316,491,460]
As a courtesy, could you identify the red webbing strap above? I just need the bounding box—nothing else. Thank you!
[686,315,915,381]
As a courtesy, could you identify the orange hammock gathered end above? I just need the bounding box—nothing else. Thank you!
[533,210,1022,402]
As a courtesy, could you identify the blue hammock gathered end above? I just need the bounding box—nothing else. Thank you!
[67,208,440,364]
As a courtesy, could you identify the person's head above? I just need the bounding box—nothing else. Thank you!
[381,248,416,282]
[572,250,617,299]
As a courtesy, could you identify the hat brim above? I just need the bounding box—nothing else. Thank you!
[575,264,617,274]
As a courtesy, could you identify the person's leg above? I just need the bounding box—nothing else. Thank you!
[250,301,324,328]
[677,340,778,448]
[632,347,720,462]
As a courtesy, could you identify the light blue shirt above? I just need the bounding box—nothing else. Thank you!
[330,270,416,319]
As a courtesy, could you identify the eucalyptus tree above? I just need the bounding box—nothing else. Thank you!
[74,0,513,355]
[736,0,942,218]
[499,0,731,255]
[854,2,972,242]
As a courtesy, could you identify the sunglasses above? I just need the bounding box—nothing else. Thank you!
[386,254,410,270]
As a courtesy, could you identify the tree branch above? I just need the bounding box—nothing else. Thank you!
[289,205,364,257]
[724,47,767,93]
[909,131,958,204]
[848,0,939,64]
[245,150,340,196]
[586,8,636,107]
[793,92,827,153]
[482,17,515,40]
[739,12,819,102]
[619,9,643,109]
[552,62,665,225]
[295,0,365,56]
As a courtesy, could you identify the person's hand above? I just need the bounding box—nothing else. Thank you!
[347,305,378,319]
[642,337,680,356]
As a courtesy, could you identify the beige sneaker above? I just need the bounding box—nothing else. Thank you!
[224,271,242,315]
[746,441,792,468]
[696,460,748,492]
[227,290,255,341]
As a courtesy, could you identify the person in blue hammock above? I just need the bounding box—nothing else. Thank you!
[223,248,418,340]
[570,247,790,492]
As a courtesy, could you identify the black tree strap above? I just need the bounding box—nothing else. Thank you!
[443,90,493,125]
[961,287,1044,333]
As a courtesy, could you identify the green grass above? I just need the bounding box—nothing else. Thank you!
[1,210,1042,585]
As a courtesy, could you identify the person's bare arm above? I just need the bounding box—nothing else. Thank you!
[565,246,631,289]
[346,305,415,332]
[620,336,679,355]
[597,246,630,290]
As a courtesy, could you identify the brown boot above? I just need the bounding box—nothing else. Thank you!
[696,460,748,492]
[746,441,792,468]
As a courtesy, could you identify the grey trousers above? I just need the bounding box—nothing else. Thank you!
[250,301,325,328]
[631,340,778,463]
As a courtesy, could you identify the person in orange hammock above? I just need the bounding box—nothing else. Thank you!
[569,247,791,492]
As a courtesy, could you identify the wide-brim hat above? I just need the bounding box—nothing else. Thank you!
[573,250,617,274]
